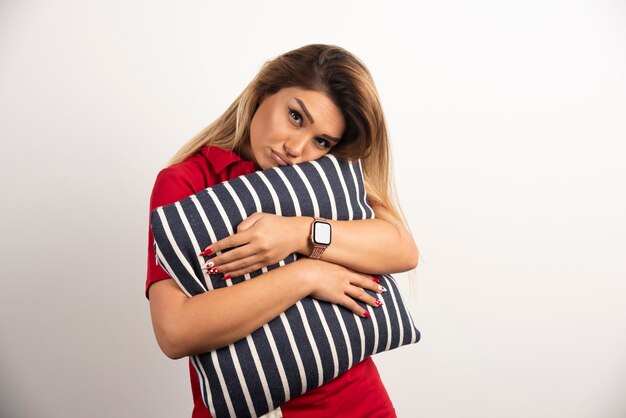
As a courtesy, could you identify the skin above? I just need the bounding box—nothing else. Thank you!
[239,87,344,170]
[208,87,417,277]
[149,87,418,359]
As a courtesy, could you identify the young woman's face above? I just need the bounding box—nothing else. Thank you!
[242,87,345,170]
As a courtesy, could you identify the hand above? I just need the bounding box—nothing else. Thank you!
[200,212,309,278]
[296,258,386,318]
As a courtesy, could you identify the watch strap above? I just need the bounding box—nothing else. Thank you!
[309,245,326,260]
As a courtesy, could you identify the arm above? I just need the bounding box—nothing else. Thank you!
[206,203,418,278]
[299,203,419,273]
[147,161,401,358]
[150,258,383,359]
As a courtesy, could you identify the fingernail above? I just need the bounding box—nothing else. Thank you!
[209,268,220,274]
[375,299,383,307]
[371,277,380,283]
[199,248,213,256]
[220,274,232,281]
[205,260,215,268]
[363,311,371,318]
[378,285,387,293]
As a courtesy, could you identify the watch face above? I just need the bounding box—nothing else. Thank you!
[313,221,331,245]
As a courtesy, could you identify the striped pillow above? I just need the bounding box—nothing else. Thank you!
[151,154,420,418]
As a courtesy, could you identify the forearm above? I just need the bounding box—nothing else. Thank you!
[294,216,419,274]
[150,262,312,359]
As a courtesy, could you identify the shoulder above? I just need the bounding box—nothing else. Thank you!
[149,152,215,211]
[149,146,256,211]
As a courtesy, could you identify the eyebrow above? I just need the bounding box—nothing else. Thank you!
[295,98,315,124]
[294,97,341,144]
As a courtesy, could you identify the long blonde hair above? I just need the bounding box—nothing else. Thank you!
[170,44,405,224]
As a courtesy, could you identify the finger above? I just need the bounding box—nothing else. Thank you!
[223,261,267,279]
[201,232,249,256]
[339,295,371,318]
[346,270,386,293]
[208,244,262,269]
[354,275,387,294]
[237,212,263,233]
[218,257,263,277]
[345,285,382,308]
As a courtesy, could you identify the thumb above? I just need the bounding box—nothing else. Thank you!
[237,212,263,232]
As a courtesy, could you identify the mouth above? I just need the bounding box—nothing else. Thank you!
[271,150,289,166]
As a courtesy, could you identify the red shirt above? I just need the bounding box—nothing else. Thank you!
[146,146,396,417]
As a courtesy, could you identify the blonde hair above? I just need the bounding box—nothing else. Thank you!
[170,44,405,224]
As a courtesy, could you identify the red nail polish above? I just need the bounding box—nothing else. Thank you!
[363,311,371,318]
[211,268,220,274]
[199,248,213,256]
[375,300,383,307]
[220,274,232,281]
[371,277,380,283]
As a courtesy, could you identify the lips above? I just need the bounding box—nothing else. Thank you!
[271,151,289,166]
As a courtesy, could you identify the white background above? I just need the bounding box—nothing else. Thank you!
[1,1,625,417]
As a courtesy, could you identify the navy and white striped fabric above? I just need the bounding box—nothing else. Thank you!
[151,154,420,418]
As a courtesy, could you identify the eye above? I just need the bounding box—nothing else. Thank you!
[314,137,332,149]
[288,108,303,125]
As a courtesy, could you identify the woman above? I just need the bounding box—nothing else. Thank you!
[146,44,418,417]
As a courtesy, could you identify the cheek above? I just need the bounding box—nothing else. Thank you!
[249,116,266,151]
[258,116,286,146]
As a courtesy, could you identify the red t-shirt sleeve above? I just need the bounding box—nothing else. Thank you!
[146,165,206,298]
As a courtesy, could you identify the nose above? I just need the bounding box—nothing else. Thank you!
[284,134,308,159]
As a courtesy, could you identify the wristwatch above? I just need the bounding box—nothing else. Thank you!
[309,217,332,259]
